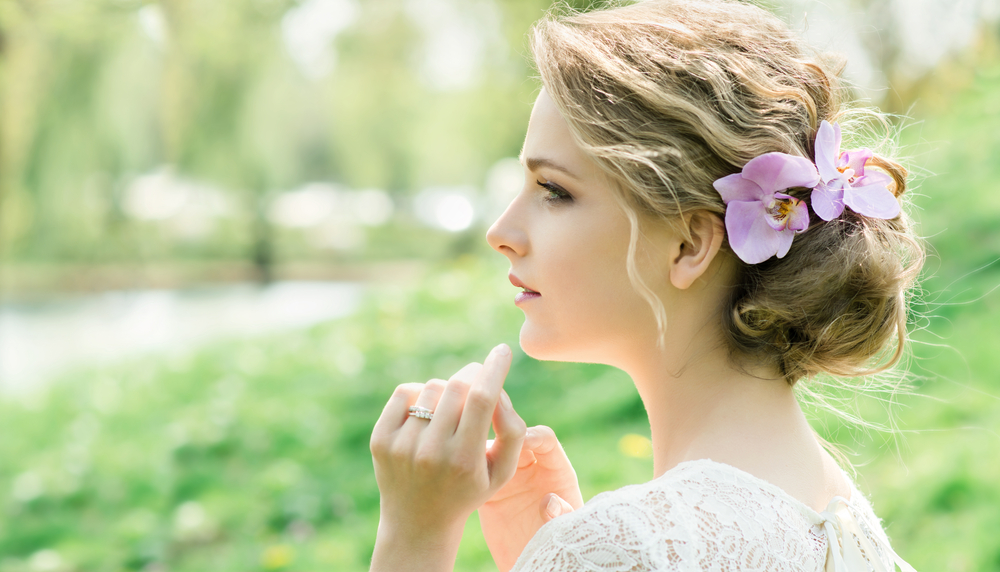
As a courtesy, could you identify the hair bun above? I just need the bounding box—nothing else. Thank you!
[724,207,922,382]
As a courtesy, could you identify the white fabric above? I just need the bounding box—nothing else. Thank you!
[511,459,915,572]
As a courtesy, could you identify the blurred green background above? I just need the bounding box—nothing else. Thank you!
[0,0,998,570]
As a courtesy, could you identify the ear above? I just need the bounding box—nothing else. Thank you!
[669,211,725,290]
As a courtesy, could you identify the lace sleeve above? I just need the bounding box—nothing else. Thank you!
[508,461,835,572]
[508,460,917,572]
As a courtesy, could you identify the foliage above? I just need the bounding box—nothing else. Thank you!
[0,0,551,265]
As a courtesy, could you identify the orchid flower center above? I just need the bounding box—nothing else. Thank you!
[836,165,857,185]
[766,197,796,229]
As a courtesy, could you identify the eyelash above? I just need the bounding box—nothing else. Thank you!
[536,180,572,203]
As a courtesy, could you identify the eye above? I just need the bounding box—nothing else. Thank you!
[537,180,573,203]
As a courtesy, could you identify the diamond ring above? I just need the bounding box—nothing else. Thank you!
[408,405,434,420]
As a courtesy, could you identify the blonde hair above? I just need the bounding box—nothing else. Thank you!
[531,0,924,384]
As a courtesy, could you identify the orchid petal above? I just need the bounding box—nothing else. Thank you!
[786,198,810,232]
[725,200,782,264]
[836,152,850,171]
[811,183,846,221]
[855,170,892,188]
[815,120,842,183]
[714,173,764,204]
[742,152,820,193]
[774,228,795,258]
[843,183,901,219]
[842,148,873,177]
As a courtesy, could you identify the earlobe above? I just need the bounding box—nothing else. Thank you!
[669,212,725,290]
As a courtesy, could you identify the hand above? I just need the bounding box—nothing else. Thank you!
[369,344,527,572]
[479,425,584,571]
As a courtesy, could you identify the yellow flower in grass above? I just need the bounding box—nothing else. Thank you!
[261,544,295,570]
[618,433,653,458]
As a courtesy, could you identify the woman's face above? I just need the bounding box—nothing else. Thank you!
[487,90,670,364]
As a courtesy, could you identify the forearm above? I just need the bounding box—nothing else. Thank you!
[369,519,465,572]
[479,504,537,571]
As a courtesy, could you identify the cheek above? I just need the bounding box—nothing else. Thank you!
[562,219,636,300]
[543,220,631,300]
[518,218,654,360]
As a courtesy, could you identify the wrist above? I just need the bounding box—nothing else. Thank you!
[370,517,466,572]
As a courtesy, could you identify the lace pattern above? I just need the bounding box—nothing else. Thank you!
[511,459,902,572]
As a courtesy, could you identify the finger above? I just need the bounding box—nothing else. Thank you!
[370,383,423,455]
[485,388,526,487]
[373,383,424,434]
[523,425,562,457]
[450,362,483,383]
[429,372,473,437]
[457,344,512,444]
[424,361,482,434]
[400,378,447,434]
[488,438,537,469]
[517,443,538,469]
[540,493,575,522]
[415,379,447,411]
[524,426,585,510]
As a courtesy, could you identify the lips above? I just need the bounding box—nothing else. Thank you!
[509,273,541,305]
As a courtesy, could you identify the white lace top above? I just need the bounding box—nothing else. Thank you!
[511,459,916,572]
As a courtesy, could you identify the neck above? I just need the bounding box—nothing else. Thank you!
[615,324,817,480]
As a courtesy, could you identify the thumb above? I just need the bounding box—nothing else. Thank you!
[541,493,575,522]
[523,425,563,458]
[486,389,527,486]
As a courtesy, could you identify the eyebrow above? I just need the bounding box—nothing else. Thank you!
[521,156,581,181]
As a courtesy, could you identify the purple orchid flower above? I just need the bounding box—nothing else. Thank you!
[810,120,900,221]
[713,152,819,264]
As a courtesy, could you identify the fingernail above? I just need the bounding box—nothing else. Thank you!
[500,390,512,411]
[494,343,510,356]
[546,495,560,518]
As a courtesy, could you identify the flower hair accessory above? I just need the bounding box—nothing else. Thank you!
[810,121,900,221]
[713,120,899,265]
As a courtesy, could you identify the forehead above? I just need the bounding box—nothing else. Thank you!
[524,90,572,149]
[522,90,595,178]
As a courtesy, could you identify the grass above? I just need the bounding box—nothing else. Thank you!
[0,255,655,572]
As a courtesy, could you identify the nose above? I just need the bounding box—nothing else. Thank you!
[486,194,528,258]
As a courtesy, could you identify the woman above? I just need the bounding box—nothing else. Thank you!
[369,1,921,570]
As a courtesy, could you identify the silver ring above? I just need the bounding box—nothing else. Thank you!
[408,406,434,420]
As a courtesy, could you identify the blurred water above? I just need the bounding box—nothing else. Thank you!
[0,281,363,395]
